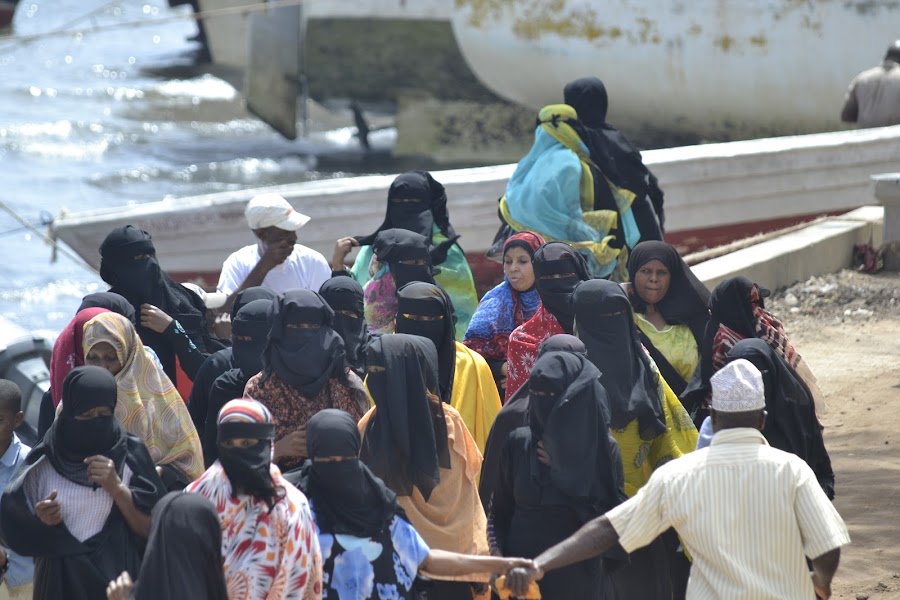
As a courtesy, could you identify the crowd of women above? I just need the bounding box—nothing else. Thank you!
[0,75,834,600]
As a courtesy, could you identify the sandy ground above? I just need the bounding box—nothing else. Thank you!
[768,272,900,599]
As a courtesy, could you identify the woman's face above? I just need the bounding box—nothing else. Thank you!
[504,246,535,292]
[633,259,671,306]
[85,342,123,376]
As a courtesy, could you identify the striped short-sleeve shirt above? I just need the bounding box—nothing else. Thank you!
[606,427,849,600]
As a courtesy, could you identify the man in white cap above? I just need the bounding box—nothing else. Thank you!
[503,359,850,599]
[216,193,331,303]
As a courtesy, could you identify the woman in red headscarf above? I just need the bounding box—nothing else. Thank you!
[463,232,545,398]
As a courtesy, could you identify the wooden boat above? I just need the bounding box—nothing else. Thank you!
[50,125,900,295]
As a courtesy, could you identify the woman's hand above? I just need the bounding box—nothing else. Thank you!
[273,429,307,461]
[331,237,359,271]
[35,490,62,526]
[106,571,133,600]
[536,440,551,466]
[140,304,173,333]
[85,455,122,494]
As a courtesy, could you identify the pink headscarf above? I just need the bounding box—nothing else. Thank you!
[49,307,109,407]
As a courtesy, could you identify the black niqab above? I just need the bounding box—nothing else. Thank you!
[132,492,229,600]
[354,171,460,265]
[320,276,372,377]
[372,229,436,290]
[217,413,278,509]
[77,292,136,325]
[359,334,451,501]
[230,299,272,379]
[232,286,277,320]
[394,282,456,405]
[563,77,665,237]
[726,339,835,498]
[573,279,666,440]
[259,290,347,398]
[290,409,398,537]
[533,242,592,334]
[526,351,620,510]
[47,366,128,487]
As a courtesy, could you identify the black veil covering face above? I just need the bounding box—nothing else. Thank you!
[354,171,460,265]
[372,229,436,290]
[532,242,592,334]
[131,492,229,600]
[289,409,398,537]
[259,290,347,397]
[573,279,666,440]
[359,334,450,501]
[526,351,620,514]
[216,400,279,509]
[394,282,456,405]
[627,241,710,394]
[319,276,372,377]
[563,77,665,238]
[98,225,226,381]
[726,339,835,499]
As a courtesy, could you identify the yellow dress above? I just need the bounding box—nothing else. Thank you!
[611,358,698,497]
[634,313,699,384]
[451,342,502,455]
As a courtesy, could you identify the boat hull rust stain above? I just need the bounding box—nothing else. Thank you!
[449,0,900,139]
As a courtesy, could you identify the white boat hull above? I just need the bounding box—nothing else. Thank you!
[52,126,900,289]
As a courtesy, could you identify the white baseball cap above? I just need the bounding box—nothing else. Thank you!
[710,359,766,413]
[245,193,311,231]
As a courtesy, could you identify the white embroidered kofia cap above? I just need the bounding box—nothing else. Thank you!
[710,358,766,412]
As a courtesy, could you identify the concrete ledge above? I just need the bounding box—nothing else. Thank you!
[693,206,884,290]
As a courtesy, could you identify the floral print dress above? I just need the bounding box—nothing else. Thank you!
[313,505,430,600]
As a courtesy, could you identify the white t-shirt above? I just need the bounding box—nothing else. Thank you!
[217,243,331,295]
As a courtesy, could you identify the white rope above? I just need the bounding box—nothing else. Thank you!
[0,0,316,46]
[0,200,100,276]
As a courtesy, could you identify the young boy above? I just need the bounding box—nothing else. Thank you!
[0,379,33,600]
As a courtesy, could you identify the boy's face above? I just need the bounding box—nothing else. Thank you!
[0,409,23,444]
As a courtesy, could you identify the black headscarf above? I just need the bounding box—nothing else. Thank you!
[573,279,666,440]
[372,229,436,290]
[478,334,588,511]
[684,276,771,416]
[394,282,457,405]
[320,276,372,377]
[359,334,451,501]
[216,400,280,509]
[46,366,128,487]
[354,171,460,265]
[259,290,347,397]
[230,299,272,379]
[532,242,592,334]
[77,292,136,325]
[99,225,224,381]
[526,351,620,510]
[726,339,835,499]
[232,286,277,320]
[627,241,710,393]
[290,409,398,537]
[132,492,229,600]
[563,77,665,237]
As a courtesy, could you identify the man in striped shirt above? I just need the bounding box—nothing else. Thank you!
[505,359,850,599]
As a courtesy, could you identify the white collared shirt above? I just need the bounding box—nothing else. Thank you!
[607,427,850,600]
[217,243,331,295]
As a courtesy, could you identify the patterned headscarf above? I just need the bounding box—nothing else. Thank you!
[82,312,204,481]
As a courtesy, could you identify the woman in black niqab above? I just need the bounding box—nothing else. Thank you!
[99,225,225,384]
[572,279,666,440]
[490,351,624,600]
[563,77,665,240]
[394,282,456,405]
[289,409,397,536]
[319,276,373,378]
[128,492,228,600]
[0,366,165,600]
[359,334,450,502]
[532,242,592,334]
[355,171,460,265]
[726,339,835,499]
[202,299,272,466]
